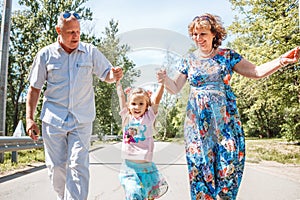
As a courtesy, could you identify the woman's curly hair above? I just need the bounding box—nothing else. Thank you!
[188,13,227,49]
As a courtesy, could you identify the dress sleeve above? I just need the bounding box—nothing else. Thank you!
[223,49,242,115]
[176,56,190,75]
[228,49,243,73]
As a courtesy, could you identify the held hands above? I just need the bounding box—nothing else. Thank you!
[156,69,167,84]
[280,46,300,66]
[112,66,123,82]
[26,119,40,141]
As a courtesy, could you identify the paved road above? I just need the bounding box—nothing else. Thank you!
[1,142,300,200]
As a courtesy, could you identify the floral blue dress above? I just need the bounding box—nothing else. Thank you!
[178,48,246,200]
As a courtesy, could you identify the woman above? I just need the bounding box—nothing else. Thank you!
[156,13,299,200]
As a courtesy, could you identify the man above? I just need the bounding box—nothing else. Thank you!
[26,11,123,200]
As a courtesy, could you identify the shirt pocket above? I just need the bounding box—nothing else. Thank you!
[46,64,64,83]
[77,62,93,81]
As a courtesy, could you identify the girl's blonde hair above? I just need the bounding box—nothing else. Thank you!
[126,88,152,112]
[188,13,227,49]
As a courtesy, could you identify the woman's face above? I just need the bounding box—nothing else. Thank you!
[191,27,215,52]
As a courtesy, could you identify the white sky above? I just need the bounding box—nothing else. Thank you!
[83,0,236,37]
[82,0,238,86]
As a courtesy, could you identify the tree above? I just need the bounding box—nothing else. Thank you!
[7,1,138,139]
[228,0,300,140]
[155,50,182,140]
[92,19,139,137]
[6,0,92,134]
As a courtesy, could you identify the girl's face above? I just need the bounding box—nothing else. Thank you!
[128,94,148,118]
[192,27,215,52]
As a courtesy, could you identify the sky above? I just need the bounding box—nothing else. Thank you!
[81,0,238,86]
[12,0,238,87]
[82,0,235,37]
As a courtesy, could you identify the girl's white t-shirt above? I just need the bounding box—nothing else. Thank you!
[119,106,156,162]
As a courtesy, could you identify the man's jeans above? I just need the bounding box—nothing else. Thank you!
[42,114,92,200]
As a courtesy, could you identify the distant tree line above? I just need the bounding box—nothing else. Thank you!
[1,0,299,141]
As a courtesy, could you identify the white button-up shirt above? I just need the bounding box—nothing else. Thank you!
[28,41,112,127]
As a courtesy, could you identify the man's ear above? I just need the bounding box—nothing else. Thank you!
[55,25,61,35]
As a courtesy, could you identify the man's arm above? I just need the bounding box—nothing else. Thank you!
[26,86,41,141]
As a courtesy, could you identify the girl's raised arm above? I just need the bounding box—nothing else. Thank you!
[116,81,126,110]
[151,84,165,114]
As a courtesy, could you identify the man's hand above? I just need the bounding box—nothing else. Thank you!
[112,66,123,82]
[26,118,40,141]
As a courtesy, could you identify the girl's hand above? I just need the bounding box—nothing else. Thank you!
[156,69,166,84]
[280,46,300,66]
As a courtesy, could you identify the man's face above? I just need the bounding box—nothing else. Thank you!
[56,19,80,53]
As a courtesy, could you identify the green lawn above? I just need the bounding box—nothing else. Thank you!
[245,138,300,165]
[164,137,300,164]
[0,149,44,175]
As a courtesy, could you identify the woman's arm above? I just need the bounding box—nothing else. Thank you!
[234,47,300,79]
[156,69,187,94]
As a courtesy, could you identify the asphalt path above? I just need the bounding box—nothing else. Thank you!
[0,142,299,200]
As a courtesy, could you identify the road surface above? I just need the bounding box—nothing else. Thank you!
[1,142,299,200]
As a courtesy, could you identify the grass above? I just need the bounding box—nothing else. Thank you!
[1,138,299,175]
[0,149,44,176]
[166,137,300,164]
[245,138,300,165]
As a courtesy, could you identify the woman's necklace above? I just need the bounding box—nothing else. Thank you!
[198,48,214,58]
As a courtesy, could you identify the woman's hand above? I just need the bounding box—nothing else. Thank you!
[156,69,166,84]
[280,46,300,67]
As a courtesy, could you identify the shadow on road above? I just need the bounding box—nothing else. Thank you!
[0,164,46,183]
[0,145,104,183]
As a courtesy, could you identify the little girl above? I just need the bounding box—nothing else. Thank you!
[116,80,168,200]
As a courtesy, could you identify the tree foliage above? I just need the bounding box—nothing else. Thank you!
[91,19,139,136]
[5,0,137,138]
[154,51,183,139]
[4,0,92,135]
[163,82,189,139]
[228,0,300,141]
